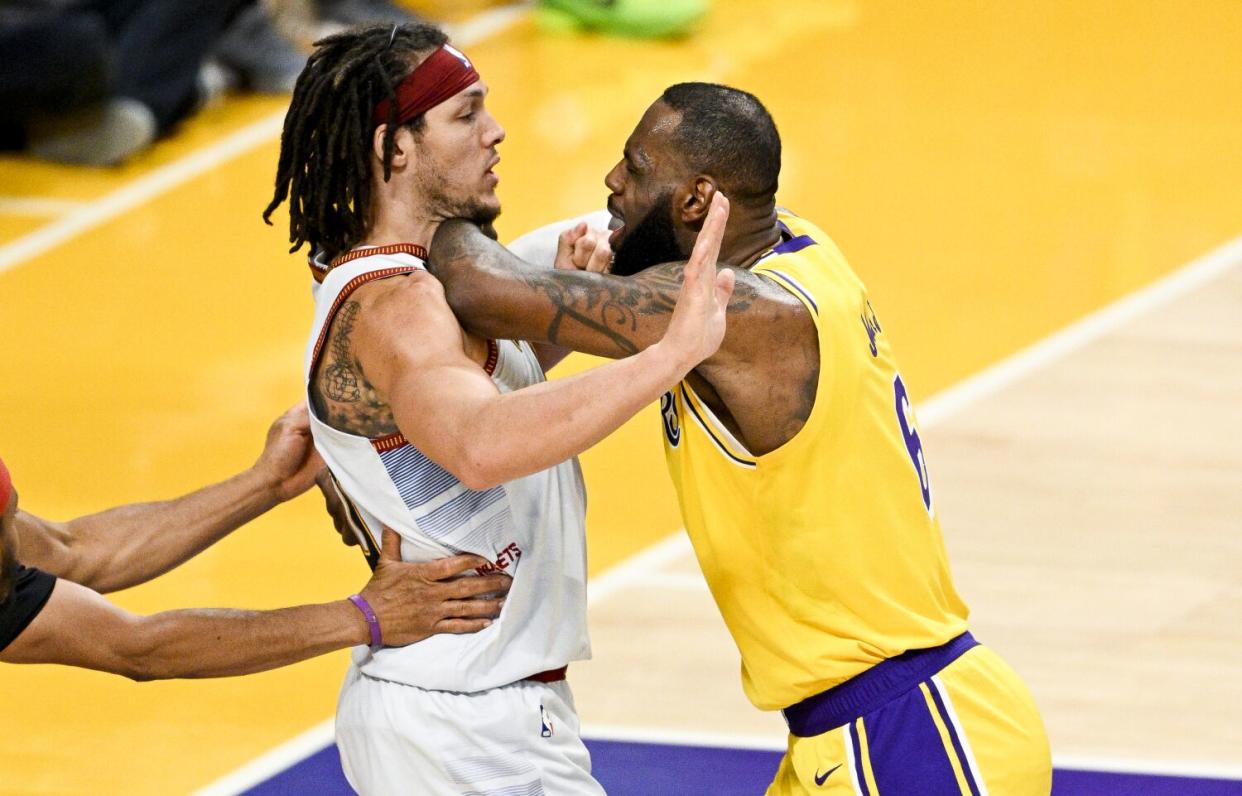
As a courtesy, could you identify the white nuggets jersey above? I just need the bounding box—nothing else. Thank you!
[304,245,590,693]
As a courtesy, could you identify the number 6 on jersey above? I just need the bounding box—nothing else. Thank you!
[893,374,934,516]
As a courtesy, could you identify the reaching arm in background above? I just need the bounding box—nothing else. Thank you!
[1,527,510,679]
[14,404,323,593]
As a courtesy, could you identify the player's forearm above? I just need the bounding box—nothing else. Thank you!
[432,221,667,359]
[50,467,282,593]
[426,344,684,490]
[121,600,366,680]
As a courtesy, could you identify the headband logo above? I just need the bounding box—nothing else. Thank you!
[444,44,472,69]
[371,44,480,130]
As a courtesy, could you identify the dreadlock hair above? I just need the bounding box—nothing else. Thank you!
[263,23,449,261]
[659,82,782,203]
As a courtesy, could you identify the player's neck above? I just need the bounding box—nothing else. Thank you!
[722,205,782,269]
[362,199,440,252]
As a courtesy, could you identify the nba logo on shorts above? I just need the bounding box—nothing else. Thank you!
[540,704,554,738]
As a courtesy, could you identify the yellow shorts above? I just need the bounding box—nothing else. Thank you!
[768,641,1050,795]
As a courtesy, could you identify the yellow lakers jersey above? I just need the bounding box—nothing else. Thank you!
[661,210,970,711]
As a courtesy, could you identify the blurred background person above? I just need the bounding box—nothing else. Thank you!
[0,0,252,165]
[212,0,425,95]
[0,0,708,169]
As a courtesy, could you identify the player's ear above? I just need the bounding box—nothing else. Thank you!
[678,177,717,225]
[371,124,413,171]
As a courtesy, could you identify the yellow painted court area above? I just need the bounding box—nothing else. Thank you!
[1,1,1241,792]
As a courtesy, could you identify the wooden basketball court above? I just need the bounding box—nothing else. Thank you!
[1,1,1240,792]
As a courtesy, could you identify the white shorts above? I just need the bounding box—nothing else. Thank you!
[335,665,604,796]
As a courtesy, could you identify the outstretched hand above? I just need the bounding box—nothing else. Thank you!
[253,403,325,502]
[358,528,512,647]
[661,193,736,372]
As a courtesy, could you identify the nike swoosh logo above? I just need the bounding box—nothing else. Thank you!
[814,764,842,786]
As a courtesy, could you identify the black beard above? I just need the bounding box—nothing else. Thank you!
[611,192,684,277]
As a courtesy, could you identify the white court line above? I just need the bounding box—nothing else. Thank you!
[0,113,284,277]
[0,196,88,217]
[1053,755,1242,782]
[918,233,1242,428]
[625,571,711,592]
[444,2,531,43]
[190,720,335,796]
[582,724,787,752]
[587,532,694,606]
[0,2,529,280]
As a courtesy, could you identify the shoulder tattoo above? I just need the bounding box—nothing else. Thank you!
[323,301,362,403]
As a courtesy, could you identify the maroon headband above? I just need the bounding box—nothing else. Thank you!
[0,454,11,514]
[372,44,480,129]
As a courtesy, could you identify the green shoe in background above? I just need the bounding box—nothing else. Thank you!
[538,0,708,38]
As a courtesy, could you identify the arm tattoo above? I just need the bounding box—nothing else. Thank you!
[517,268,673,355]
[323,301,361,403]
[517,263,756,354]
[430,219,757,358]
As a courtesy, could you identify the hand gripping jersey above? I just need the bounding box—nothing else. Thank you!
[305,245,590,692]
[661,212,970,711]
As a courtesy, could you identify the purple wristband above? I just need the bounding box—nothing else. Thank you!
[347,594,383,647]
